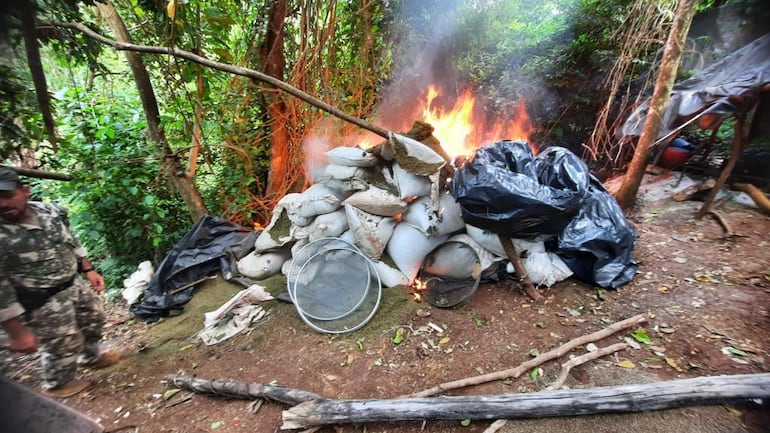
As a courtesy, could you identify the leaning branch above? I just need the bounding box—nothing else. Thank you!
[406,313,647,398]
[43,21,391,140]
[6,166,72,181]
[282,373,770,429]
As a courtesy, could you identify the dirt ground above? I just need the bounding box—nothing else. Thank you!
[2,172,770,433]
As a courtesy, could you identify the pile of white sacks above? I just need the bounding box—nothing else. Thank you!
[236,133,572,294]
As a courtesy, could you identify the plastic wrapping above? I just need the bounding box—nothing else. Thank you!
[552,179,638,289]
[451,140,590,238]
[130,215,254,322]
[451,140,637,289]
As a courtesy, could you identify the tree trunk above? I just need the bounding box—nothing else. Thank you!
[16,0,58,151]
[282,373,770,429]
[95,1,208,222]
[614,0,698,210]
[260,0,292,198]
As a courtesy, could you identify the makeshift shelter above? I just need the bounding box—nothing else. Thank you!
[622,32,770,142]
[622,32,770,216]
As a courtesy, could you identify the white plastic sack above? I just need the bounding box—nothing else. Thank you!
[506,252,573,288]
[384,133,446,175]
[343,186,408,216]
[292,184,348,218]
[374,260,410,288]
[386,222,449,282]
[292,208,348,242]
[402,193,465,236]
[319,163,370,192]
[465,225,572,288]
[392,162,432,199]
[326,146,378,167]
[121,260,154,306]
[237,249,291,280]
[345,204,396,260]
[255,194,300,252]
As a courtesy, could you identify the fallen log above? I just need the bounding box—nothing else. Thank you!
[281,373,770,429]
[407,313,646,398]
[165,374,325,406]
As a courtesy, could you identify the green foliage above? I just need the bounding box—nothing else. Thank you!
[33,73,191,290]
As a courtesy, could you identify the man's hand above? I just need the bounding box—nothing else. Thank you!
[1,318,38,353]
[85,270,105,293]
[8,329,37,353]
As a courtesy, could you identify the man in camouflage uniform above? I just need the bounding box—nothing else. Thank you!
[0,166,120,397]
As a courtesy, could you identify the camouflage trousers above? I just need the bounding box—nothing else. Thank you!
[24,276,105,390]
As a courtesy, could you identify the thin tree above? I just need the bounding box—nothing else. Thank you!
[14,0,59,151]
[94,1,208,221]
[259,0,292,198]
[614,0,698,210]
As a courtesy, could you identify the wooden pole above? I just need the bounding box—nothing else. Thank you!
[696,114,746,218]
[281,373,770,429]
[497,235,542,301]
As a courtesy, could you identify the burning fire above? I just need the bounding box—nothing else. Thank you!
[411,278,427,302]
[422,85,532,157]
[355,86,532,156]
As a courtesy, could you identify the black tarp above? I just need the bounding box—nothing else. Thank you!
[129,215,256,322]
[622,32,770,140]
[451,140,637,289]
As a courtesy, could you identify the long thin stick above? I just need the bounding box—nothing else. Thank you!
[406,313,647,397]
[546,342,629,390]
[498,235,542,301]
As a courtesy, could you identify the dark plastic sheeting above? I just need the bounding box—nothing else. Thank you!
[622,32,770,139]
[130,214,255,322]
[451,140,637,289]
[450,140,590,238]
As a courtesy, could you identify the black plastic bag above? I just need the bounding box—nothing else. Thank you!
[551,179,638,289]
[451,140,637,289]
[450,140,590,238]
[130,214,254,322]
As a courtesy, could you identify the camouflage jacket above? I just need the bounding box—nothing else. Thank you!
[0,201,88,320]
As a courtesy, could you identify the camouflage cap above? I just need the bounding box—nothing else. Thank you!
[0,166,21,191]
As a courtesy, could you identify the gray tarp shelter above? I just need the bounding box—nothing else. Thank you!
[622,32,770,142]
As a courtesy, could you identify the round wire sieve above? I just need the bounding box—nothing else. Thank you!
[286,237,382,333]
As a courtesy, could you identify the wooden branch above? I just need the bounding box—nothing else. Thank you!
[497,235,542,301]
[482,419,508,433]
[732,183,770,215]
[406,313,647,398]
[165,374,325,406]
[546,342,629,390]
[696,114,746,218]
[281,373,770,429]
[44,21,391,140]
[6,166,72,181]
[706,210,735,237]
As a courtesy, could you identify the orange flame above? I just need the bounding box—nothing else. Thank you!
[422,86,532,157]
[411,278,427,303]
